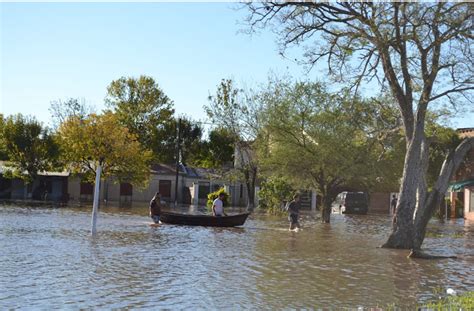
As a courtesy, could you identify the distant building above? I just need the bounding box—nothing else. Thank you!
[0,162,69,202]
[0,161,251,207]
[67,163,253,207]
[368,192,398,214]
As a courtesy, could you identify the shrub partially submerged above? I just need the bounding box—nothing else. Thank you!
[206,188,229,209]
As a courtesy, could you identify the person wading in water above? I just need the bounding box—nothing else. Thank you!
[150,192,163,224]
[287,194,301,231]
[212,192,227,216]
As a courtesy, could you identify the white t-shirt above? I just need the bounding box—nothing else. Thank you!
[213,198,224,216]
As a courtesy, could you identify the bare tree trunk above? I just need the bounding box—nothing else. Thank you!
[382,124,424,249]
[321,194,335,223]
[415,139,430,215]
[384,136,474,250]
[321,203,331,223]
[413,138,474,249]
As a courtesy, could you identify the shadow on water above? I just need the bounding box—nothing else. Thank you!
[1,202,473,309]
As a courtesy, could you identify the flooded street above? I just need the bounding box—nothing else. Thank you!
[1,203,473,309]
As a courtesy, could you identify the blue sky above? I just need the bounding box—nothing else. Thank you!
[1,3,473,129]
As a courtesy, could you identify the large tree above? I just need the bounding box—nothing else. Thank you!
[159,117,204,165]
[57,112,152,187]
[189,127,235,169]
[0,114,59,183]
[259,80,397,222]
[247,2,474,251]
[197,127,235,168]
[105,75,175,162]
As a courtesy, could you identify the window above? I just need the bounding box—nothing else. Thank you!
[120,183,133,196]
[159,180,172,198]
[80,182,93,195]
[199,182,210,199]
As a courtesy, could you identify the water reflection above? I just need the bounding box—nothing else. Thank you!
[1,203,473,309]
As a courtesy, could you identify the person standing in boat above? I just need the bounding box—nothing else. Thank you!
[287,194,301,231]
[149,192,162,224]
[212,192,227,216]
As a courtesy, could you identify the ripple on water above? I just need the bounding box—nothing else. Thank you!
[1,204,473,309]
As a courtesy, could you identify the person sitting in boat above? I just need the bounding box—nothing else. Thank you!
[149,192,162,223]
[212,193,227,217]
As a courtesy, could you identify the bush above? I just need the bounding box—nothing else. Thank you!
[206,188,230,209]
[421,291,474,309]
[258,177,294,214]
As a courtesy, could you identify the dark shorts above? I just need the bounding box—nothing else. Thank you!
[151,215,160,223]
[289,213,299,224]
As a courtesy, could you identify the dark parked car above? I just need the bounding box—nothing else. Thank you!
[332,192,368,214]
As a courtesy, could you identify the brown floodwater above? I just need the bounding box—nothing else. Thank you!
[1,202,473,309]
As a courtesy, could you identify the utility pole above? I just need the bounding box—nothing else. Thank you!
[91,159,103,236]
[174,118,181,208]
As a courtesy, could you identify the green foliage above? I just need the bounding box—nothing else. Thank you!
[57,111,152,188]
[205,79,261,208]
[366,291,474,309]
[258,79,397,210]
[160,117,204,165]
[205,79,244,140]
[258,176,294,215]
[193,127,235,168]
[420,291,474,310]
[0,114,60,182]
[205,78,262,143]
[105,75,175,162]
[206,187,229,209]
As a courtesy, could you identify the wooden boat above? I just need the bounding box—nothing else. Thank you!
[159,212,250,227]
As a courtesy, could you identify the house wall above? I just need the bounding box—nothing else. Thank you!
[68,174,190,205]
[187,178,206,205]
[369,192,392,214]
[228,183,249,207]
[5,176,67,201]
[66,173,250,207]
[68,177,82,202]
[450,129,474,219]
[104,180,120,202]
[465,186,474,221]
[453,148,474,218]
[187,179,230,206]
[11,179,26,199]
[0,176,12,199]
[185,180,249,207]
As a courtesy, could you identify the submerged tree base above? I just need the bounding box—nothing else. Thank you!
[381,228,415,249]
[321,207,331,223]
